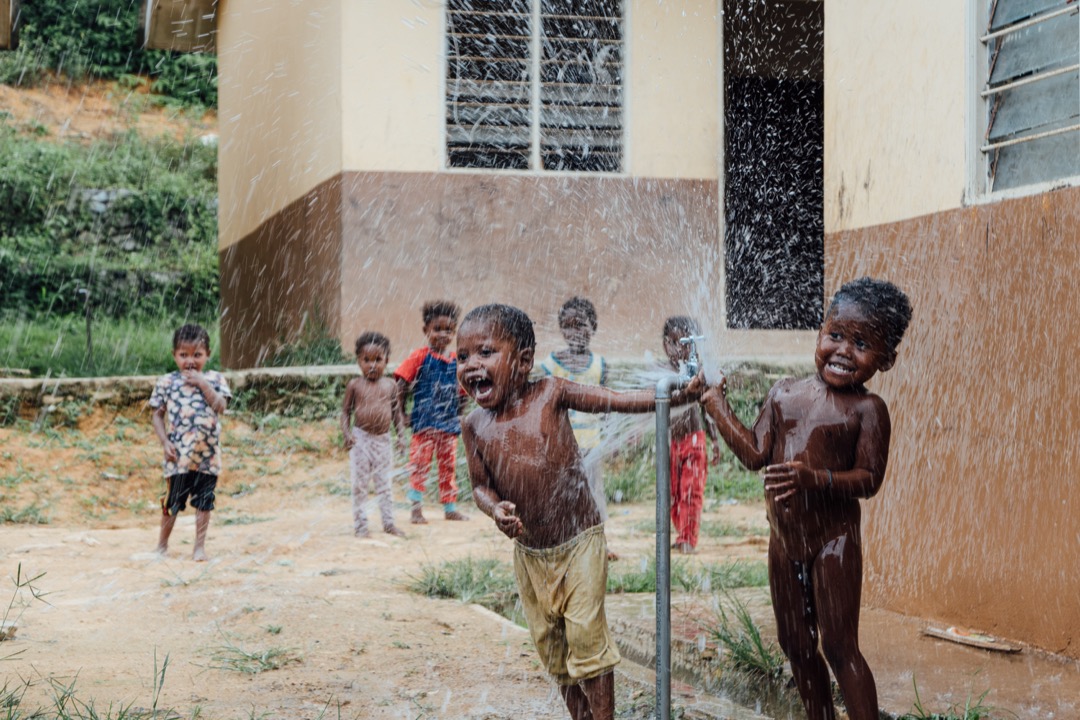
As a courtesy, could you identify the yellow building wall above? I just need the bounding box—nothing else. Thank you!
[824,0,967,232]
[217,0,343,250]
[627,1,720,180]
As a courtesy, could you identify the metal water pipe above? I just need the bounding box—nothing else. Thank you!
[653,335,703,720]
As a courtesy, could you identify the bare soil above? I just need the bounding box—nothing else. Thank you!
[0,76,215,142]
[0,409,770,719]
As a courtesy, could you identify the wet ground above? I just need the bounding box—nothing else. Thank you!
[608,591,1080,719]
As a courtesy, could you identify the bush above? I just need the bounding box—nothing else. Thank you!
[9,0,217,108]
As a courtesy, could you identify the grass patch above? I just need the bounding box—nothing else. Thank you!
[407,557,523,626]
[699,519,768,538]
[898,680,1017,720]
[208,630,302,674]
[708,592,785,680]
[607,558,768,594]
[0,503,50,525]
[0,313,221,379]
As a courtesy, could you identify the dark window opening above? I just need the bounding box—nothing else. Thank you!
[723,0,824,330]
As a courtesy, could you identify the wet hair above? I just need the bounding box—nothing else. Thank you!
[173,324,210,352]
[422,300,460,326]
[662,315,700,339]
[558,296,598,331]
[828,277,912,353]
[461,304,536,351]
[354,331,391,357]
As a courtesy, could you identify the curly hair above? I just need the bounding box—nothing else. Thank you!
[172,324,211,352]
[828,277,912,353]
[558,296,598,331]
[422,300,461,325]
[354,331,391,357]
[461,304,536,351]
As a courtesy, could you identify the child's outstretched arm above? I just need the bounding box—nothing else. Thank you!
[395,378,411,429]
[557,373,705,415]
[700,376,773,471]
[461,420,523,539]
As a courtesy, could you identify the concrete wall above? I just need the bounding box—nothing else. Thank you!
[217,0,343,249]
[824,0,1080,656]
[824,0,967,231]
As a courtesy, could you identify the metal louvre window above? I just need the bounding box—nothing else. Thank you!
[446,0,623,172]
[981,0,1080,191]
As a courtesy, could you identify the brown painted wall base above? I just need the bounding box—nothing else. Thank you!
[828,186,1080,657]
[222,171,720,368]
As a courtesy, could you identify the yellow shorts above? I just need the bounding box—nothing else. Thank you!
[513,525,620,685]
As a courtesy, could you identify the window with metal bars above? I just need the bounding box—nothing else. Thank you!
[445,0,623,172]
[981,0,1080,191]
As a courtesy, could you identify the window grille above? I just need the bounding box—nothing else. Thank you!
[981,0,1080,191]
[446,0,623,172]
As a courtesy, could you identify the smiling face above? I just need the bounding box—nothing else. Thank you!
[424,315,457,355]
[356,343,389,382]
[173,340,210,373]
[815,300,895,390]
[559,308,594,353]
[456,319,534,411]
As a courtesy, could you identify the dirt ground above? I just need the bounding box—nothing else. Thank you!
[0,76,215,142]
[0,409,770,719]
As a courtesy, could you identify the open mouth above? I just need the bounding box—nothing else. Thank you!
[827,362,855,376]
[467,376,494,402]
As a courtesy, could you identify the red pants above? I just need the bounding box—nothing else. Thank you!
[671,431,707,548]
[407,429,459,505]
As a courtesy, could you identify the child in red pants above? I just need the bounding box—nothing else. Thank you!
[662,316,720,553]
[395,300,470,524]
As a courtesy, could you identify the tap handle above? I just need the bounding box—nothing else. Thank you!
[678,335,706,378]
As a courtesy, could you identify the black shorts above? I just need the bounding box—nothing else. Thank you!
[162,472,218,516]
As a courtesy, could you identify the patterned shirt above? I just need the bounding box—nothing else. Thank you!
[149,370,232,477]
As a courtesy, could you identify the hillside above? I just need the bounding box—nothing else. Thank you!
[0,75,216,143]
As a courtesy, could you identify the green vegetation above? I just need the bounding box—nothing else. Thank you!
[707,591,785,679]
[898,680,1017,720]
[208,630,302,675]
[607,558,768,594]
[0,0,217,106]
[407,557,524,626]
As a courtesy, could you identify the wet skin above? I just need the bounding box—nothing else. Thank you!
[699,300,897,720]
[457,318,696,549]
[457,317,699,720]
[340,343,405,454]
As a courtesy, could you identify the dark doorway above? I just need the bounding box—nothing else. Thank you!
[724,0,824,330]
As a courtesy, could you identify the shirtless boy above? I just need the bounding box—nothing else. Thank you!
[341,331,407,538]
[700,277,912,720]
[456,303,700,720]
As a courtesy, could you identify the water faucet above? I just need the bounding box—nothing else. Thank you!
[678,335,705,379]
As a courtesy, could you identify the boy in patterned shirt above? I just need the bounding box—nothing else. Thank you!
[150,324,232,561]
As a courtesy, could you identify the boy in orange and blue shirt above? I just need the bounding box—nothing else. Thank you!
[395,300,469,524]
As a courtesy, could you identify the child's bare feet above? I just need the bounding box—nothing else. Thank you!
[444,510,470,521]
[673,542,696,555]
[192,548,210,562]
[384,525,406,538]
[410,504,428,524]
[355,529,372,539]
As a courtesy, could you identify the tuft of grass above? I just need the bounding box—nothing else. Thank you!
[2,564,51,653]
[407,557,523,626]
[898,678,1017,720]
[707,591,785,679]
[219,514,273,526]
[607,558,768,594]
[0,503,50,525]
[208,630,302,675]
